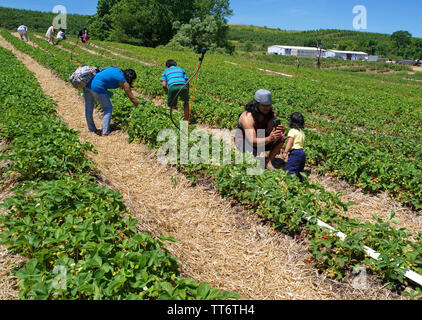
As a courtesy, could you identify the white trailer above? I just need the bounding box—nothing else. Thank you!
[327,50,368,61]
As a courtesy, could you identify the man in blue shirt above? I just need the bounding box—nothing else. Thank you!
[161,60,190,121]
[84,67,139,136]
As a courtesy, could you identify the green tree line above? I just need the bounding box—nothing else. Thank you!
[0,2,234,54]
[88,0,234,53]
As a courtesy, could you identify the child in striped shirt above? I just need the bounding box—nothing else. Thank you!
[161,60,191,122]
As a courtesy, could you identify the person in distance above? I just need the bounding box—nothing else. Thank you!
[161,60,192,122]
[84,67,140,136]
[16,25,29,42]
[282,112,306,181]
[45,24,55,45]
[82,27,89,43]
[234,89,286,170]
[56,29,66,40]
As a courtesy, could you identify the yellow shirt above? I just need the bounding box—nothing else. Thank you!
[288,128,305,150]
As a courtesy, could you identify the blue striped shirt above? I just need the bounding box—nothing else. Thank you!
[161,66,188,88]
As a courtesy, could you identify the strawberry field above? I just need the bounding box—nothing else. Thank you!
[26,31,422,210]
[0,42,238,300]
[1,28,422,299]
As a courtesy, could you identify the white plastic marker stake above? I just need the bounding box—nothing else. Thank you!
[303,212,422,287]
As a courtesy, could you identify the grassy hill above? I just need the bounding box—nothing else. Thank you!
[0,6,91,36]
[228,25,393,47]
[228,25,421,59]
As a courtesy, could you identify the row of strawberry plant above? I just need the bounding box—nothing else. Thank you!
[91,38,422,142]
[8,34,422,297]
[108,88,422,299]
[97,38,418,91]
[32,32,422,148]
[0,44,238,300]
[6,29,422,210]
[49,35,422,210]
[67,37,422,164]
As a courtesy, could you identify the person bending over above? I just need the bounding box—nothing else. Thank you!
[161,60,191,122]
[84,67,140,136]
[17,25,29,41]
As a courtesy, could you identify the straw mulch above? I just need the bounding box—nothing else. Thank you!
[309,172,422,235]
[0,141,25,300]
[0,243,24,300]
[0,36,409,300]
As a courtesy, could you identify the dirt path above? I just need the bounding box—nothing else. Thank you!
[0,142,24,300]
[0,36,411,300]
[11,32,73,55]
[66,39,156,66]
[258,68,294,77]
[30,34,116,59]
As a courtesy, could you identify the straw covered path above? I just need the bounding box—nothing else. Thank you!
[0,36,407,300]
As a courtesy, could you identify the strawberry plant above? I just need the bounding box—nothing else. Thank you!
[3,29,422,297]
[0,45,239,300]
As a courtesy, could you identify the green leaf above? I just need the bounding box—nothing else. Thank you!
[197,282,210,299]
[26,258,38,274]
[206,288,223,300]
[160,281,174,296]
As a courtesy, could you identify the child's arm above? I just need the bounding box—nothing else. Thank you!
[282,137,294,161]
[161,80,168,94]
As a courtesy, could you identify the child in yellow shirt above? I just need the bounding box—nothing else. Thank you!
[282,112,306,181]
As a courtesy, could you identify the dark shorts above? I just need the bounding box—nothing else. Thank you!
[285,149,306,180]
[168,84,189,107]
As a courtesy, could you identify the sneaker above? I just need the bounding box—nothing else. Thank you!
[102,130,120,136]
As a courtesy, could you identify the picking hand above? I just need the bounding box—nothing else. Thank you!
[276,125,285,134]
[270,128,283,142]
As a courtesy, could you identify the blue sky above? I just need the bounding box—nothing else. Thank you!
[0,0,421,37]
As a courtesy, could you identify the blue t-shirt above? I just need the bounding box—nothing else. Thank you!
[161,66,188,88]
[87,67,126,94]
